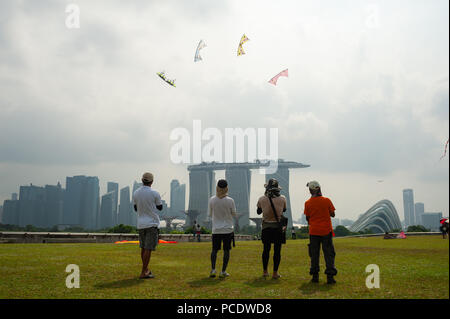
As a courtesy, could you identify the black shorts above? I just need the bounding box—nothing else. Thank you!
[261,227,284,245]
[212,233,233,251]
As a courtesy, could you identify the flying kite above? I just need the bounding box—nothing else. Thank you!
[440,139,449,160]
[268,69,288,86]
[237,34,249,56]
[194,40,207,62]
[157,71,176,87]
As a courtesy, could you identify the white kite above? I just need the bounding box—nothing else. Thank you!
[194,40,207,62]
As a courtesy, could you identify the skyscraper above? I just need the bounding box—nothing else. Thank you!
[421,212,443,231]
[402,189,415,227]
[99,192,115,229]
[107,182,119,225]
[63,176,100,229]
[226,167,251,228]
[170,179,186,218]
[44,183,64,228]
[188,170,215,226]
[18,184,45,227]
[414,202,425,226]
[2,196,19,226]
[118,186,132,226]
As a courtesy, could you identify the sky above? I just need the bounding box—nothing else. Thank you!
[0,0,448,223]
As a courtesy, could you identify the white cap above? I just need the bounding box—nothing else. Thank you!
[307,181,321,190]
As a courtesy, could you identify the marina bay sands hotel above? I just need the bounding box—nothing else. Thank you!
[187,160,310,229]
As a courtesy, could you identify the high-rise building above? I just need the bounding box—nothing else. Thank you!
[331,218,341,228]
[414,202,425,226]
[0,205,3,223]
[421,212,443,231]
[170,180,186,218]
[18,184,45,227]
[44,183,64,228]
[402,189,415,227]
[11,193,18,201]
[188,170,215,226]
[107,182,119,225]
[63,176,100,229]
[99,192,115,229]
[226,168,251,228]
[2,195,19,226]
[118,186,132,226]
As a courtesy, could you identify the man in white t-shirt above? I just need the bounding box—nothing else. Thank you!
[132,172,163,279]
[208,179,237,278]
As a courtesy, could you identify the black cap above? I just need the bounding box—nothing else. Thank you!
[217,179,228,188]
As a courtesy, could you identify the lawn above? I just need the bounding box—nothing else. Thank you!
[0,236,448,299]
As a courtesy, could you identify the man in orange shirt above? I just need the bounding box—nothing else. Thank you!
[304,181,337,284]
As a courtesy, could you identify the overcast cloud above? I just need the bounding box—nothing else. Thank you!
[0,0,448,221]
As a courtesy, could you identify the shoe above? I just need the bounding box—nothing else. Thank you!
[272,273,282,279]
[327,276,336,284]
[263,272,269,278]
[209,269,216,278]
[219,271,230,278]
[139,271,154,279]
[311,274,319,283]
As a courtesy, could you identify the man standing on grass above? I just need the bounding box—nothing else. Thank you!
[133,172,163,279]
[208,179,237,278]
[304,181,338,284]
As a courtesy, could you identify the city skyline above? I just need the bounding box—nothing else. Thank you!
[1,171,446,230]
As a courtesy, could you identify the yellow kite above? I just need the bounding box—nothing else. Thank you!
[237,34,249,56]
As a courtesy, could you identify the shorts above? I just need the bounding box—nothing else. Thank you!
[212,233,233,251]
[138,227,159,251]
[261,227,284,245]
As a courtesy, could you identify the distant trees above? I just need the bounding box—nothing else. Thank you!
[334,225,351,237]
[407,225,430,232]
[107,224,137,234]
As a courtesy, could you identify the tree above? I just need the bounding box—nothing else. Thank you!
[407,225,429,232]
[108,224,137,234]
[334,225,351,237]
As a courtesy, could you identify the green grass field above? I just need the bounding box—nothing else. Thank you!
[0,236,448,299]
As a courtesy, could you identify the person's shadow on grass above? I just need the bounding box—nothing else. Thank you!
[244,276,282,288]
[298,281,334,295]
[188,277,224,288]
[94,278,146,289]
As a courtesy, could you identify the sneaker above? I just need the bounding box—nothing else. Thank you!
[311,274,319,283]
[209,270,216,278]
[327,276,336,284]
[219,271,230,278]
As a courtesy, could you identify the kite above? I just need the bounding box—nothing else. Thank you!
[157,71,176,87]
[237,34,249,56]
[440,139,449,160]
[115,240,178,244]
[194,40,207,62]
[268,69,288,86]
